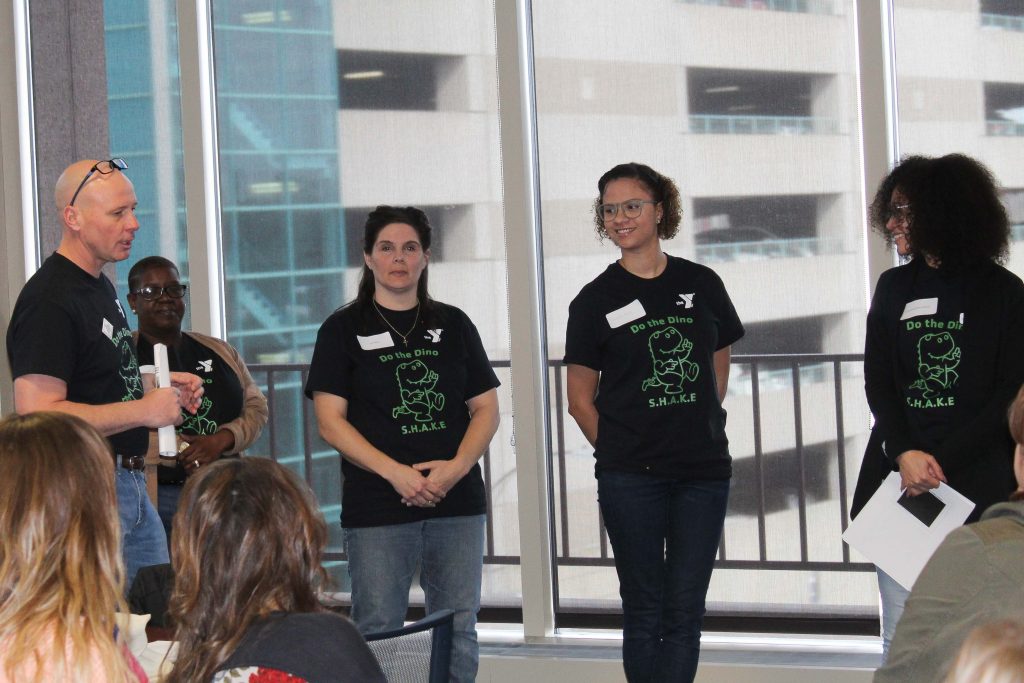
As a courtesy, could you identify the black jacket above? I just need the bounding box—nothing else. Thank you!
[852,259,1024,522]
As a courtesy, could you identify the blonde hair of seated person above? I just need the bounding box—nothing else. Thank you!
[944,619,1024,683]
[0,412,138,682]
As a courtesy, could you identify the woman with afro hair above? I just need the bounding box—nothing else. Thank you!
[851,153,1024,661]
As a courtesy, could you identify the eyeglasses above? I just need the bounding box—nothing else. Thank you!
[598,199,658,221]
[888,203,912,226]
[68,158,128,206]
[132,284,187,301]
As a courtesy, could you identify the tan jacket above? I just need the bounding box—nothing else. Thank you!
[134,330,269,505]
[874,501,1024,683]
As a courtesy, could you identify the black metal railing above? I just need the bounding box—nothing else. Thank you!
[250,352,873,620]
[545,354,870,572]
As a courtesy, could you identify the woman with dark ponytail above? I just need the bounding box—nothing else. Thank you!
[306,206,500,683]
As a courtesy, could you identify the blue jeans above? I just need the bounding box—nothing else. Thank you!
[876,566,909,662]
[344,514,485,683]
[157,482,184,543]
[116,468,169,591]
[598,470,730,683]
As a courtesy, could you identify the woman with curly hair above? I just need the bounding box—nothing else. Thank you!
[0,412,147,682]
[565,162,744,682]
[851,153,1024,660]
[164,458,383,683]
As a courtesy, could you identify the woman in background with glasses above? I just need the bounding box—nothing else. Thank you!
[128,256,268,540]
[306,205,500,683]
[850,153,1024,661]
[0,412,147,682]
[565,162,744,683]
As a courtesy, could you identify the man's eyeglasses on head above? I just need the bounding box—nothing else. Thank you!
[68,158,128,207]
[598,199,658,221]
[133,284,187,301]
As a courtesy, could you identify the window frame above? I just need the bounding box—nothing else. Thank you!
[0,0,907,638]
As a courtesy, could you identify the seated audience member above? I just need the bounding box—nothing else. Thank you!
[164,457,385,683]
[874,384,1024,682]
[944,618,1024,683]
[0,412,148,682]
[128,563,174,630]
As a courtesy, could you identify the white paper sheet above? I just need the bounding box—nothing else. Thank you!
[136,641,177,682]
[842,471,975,590]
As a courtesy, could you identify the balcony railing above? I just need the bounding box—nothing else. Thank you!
[695,236,844,264]
[249,352,874,622]
[676,0,840,15]
[981,12,1024,31]
[987,119,1024,136]
[690,114,839,135]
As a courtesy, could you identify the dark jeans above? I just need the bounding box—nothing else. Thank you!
[598,469,730,683]
[157,482,184,544]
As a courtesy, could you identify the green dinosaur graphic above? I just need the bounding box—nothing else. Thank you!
[392,360,445,422]
[909,331,960,399]
[118,339,143,402]
[181,396,218,435]
[641,326,699,395]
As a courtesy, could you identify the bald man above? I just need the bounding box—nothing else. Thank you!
[6,158,203,588]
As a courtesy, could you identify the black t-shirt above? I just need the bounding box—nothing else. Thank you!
[7,252,146,456]
[215,612,386,683]
[137,333,243,435]
[896,267,965,450]
[138,333,244,481]
[564,255,744,479]
[305,301,500,527]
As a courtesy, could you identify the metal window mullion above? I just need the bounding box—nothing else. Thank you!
[856,0,900,296]
[0,0,36,414]
[175,0,225,339]
[494,0,556,641]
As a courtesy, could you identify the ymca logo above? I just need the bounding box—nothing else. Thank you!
[677,293,695,308]
[196,359,213,373]
[425,329,443,343]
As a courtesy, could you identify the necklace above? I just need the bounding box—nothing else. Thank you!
[373,299,420,347]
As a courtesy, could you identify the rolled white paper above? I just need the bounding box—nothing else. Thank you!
[153,343,178,458]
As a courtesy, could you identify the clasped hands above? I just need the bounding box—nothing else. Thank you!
[388,458,469,508]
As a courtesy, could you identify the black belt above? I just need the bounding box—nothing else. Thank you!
[115,454,147,471]
[157,462,187,486]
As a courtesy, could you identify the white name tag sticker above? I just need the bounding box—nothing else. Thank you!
[358,332,394,350]
[901,298,938,321]
[606,299,646,329]
[101,318,114,340]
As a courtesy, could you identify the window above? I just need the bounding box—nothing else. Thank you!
[337,50,460,111]
[535,0,874,624]
[39,0,1000,638]
[104,0,189,313]
[209,1,519,602]
[689,68,838,135]
[892,1,1024,275]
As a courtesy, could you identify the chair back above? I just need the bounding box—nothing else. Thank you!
[364,609,454,683]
